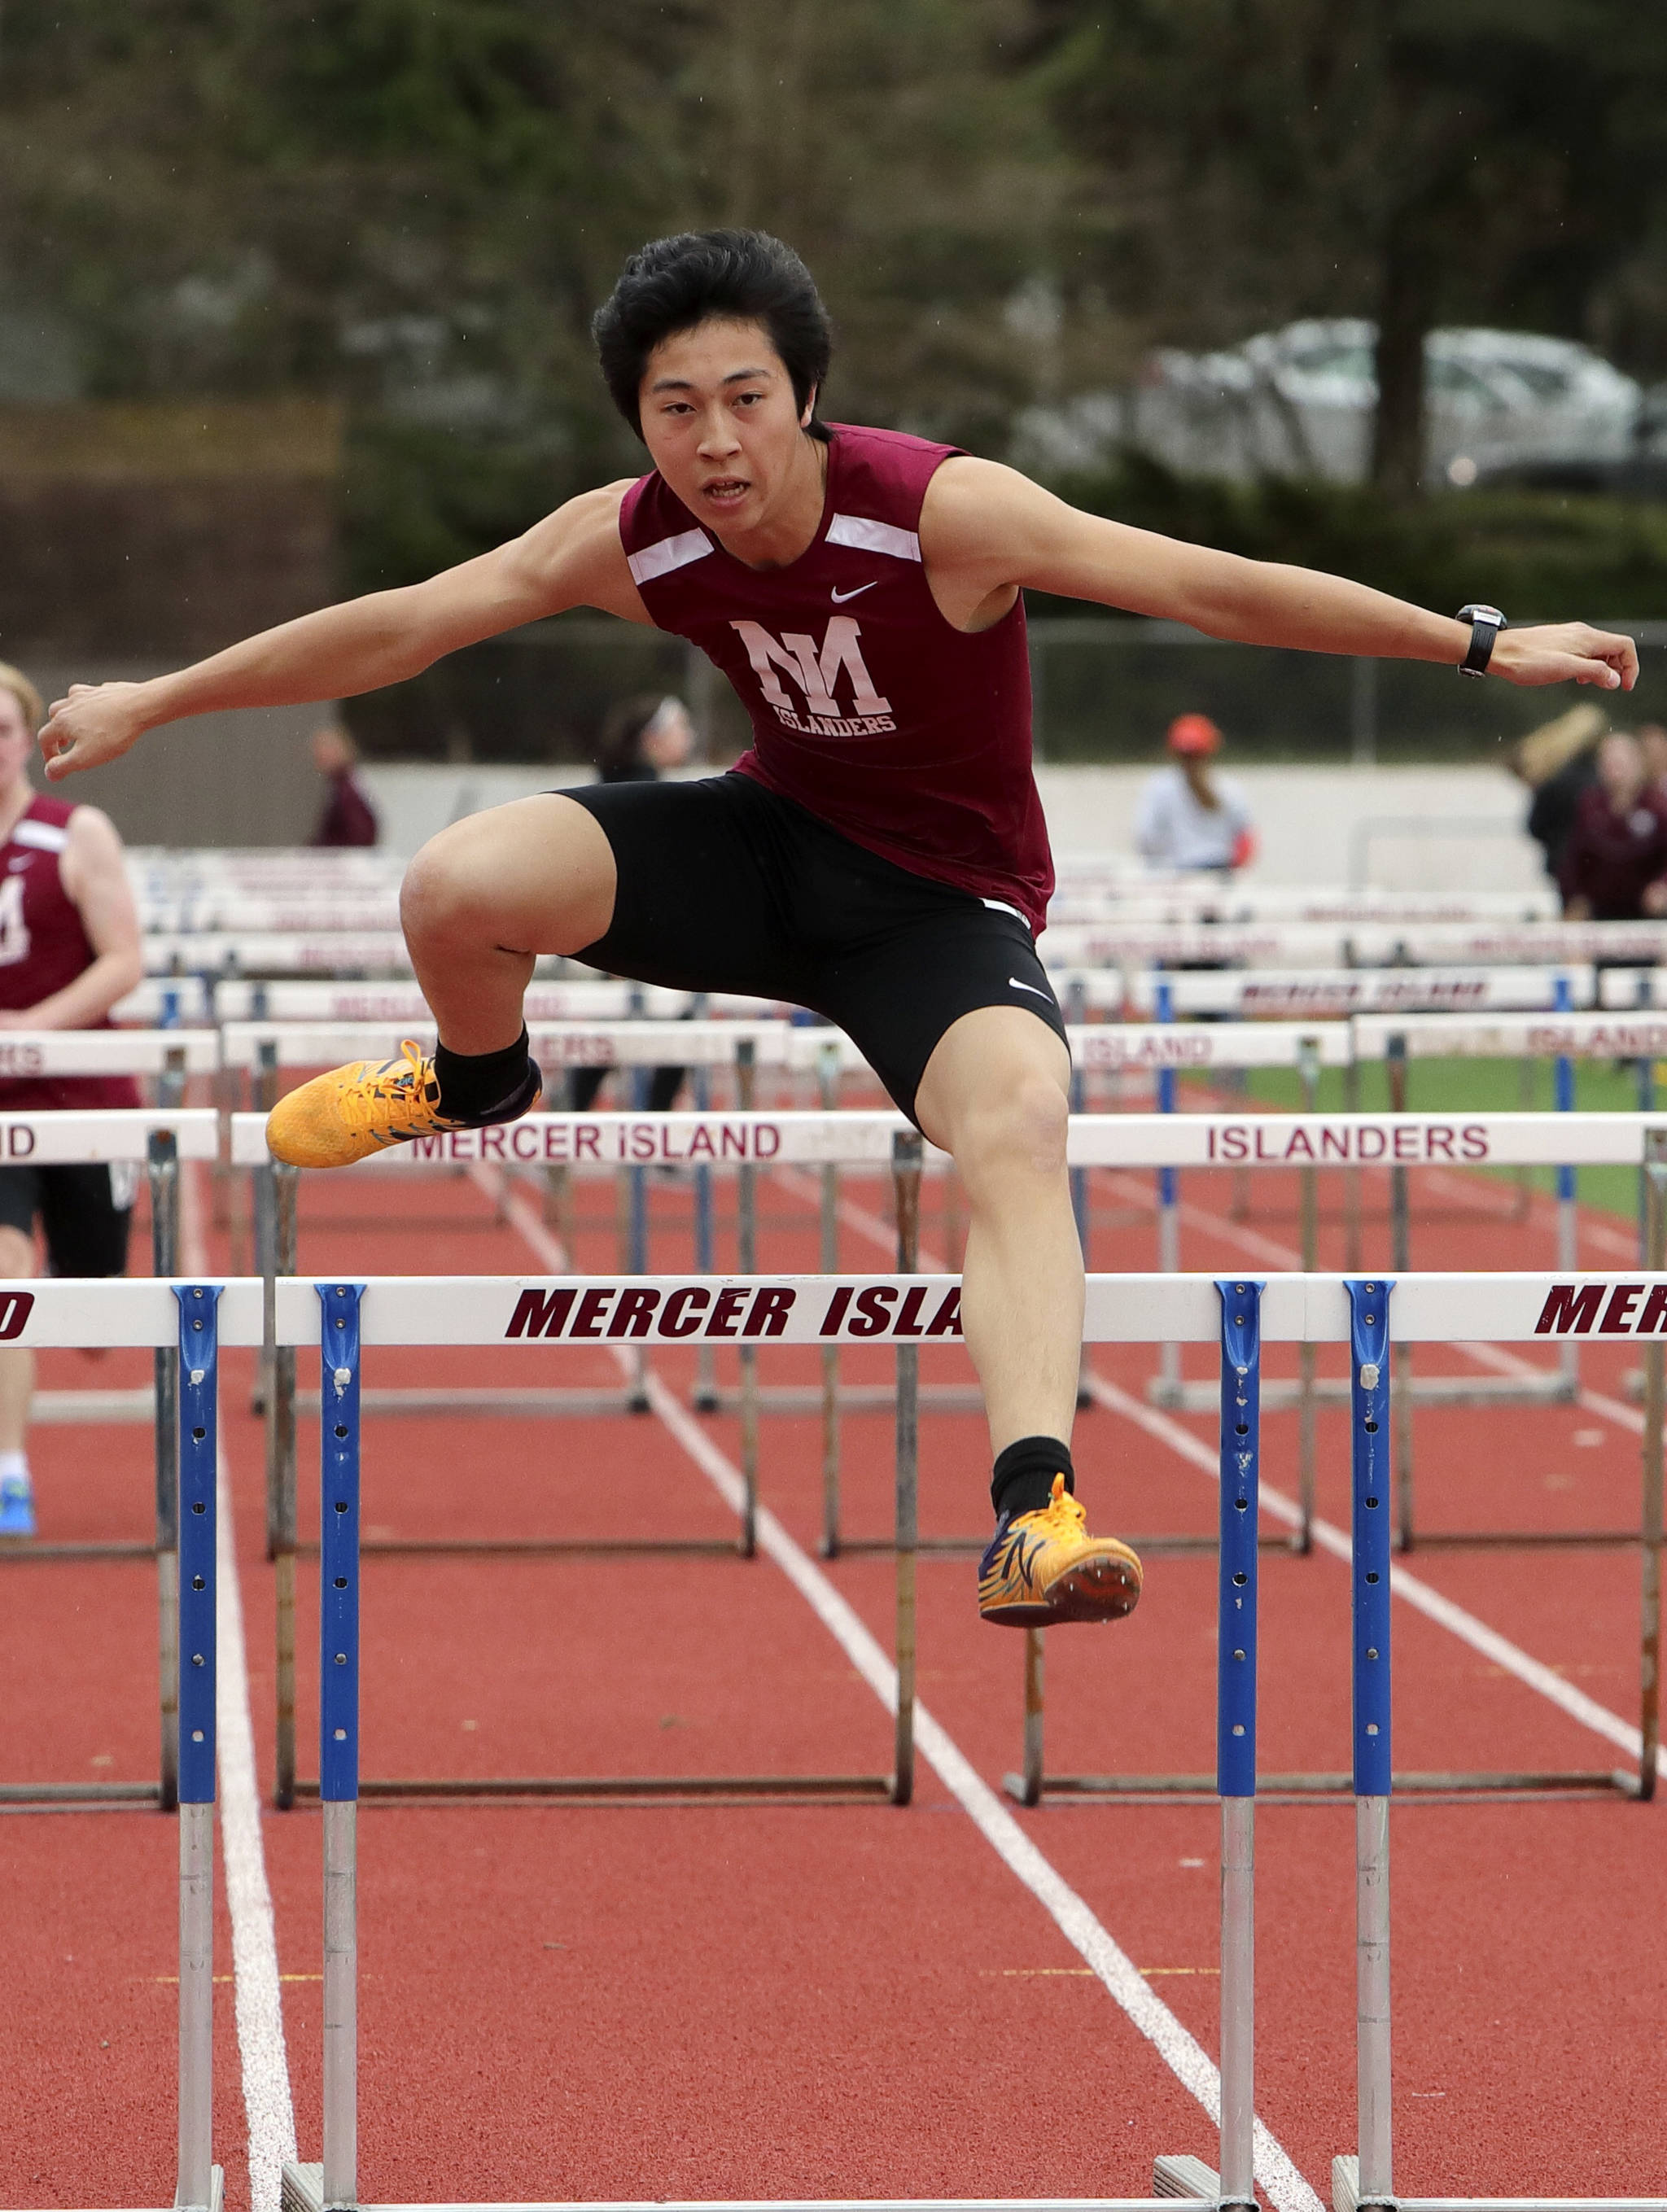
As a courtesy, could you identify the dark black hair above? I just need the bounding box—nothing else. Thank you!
[591,230,833,442]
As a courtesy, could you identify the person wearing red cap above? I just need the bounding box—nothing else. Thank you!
[1133,712,1258,873]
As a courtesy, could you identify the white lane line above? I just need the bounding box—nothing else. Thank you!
[215,1439,300,2211]
[803,1166,1665,1784]
[490,1167,1324,2212]
[183,1161,298,2212]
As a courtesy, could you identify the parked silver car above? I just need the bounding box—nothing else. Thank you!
[1014,319,1645,487]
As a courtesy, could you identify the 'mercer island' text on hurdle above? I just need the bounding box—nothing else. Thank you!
[505,1281,964,1340]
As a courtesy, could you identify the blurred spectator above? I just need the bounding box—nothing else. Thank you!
[593,693,696,784]
[1508,702,1604,881]
[571,694,698,1112]
[0,661,145,1541]
[1557,731,1667,920]
[1639,722,1667,802]
[1132,713,1256,873]
[309,720,378,846]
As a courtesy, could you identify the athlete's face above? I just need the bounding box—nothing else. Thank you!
[638,319,819,544]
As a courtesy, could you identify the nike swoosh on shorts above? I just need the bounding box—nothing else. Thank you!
[1009,977,1052,1000]
[831,581,877,603]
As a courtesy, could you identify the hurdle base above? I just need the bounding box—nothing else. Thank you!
[297,1537,746,1559]
[177,2163,225,2212]
[1331,2152,1667,2210]
[1152,2153,1234,2201]
[280,2163,322,2212]
[0,1539,155,1561]
[0,1780,163,1808]
[282,2175,1205,2212]
[1149,1372,1573,1412]
[1005,1768,1642,1805]
[291,1773,897,1804]
[837,1532,1297,1559]
[31,1386,155,1423]
[288,1383,990,1419]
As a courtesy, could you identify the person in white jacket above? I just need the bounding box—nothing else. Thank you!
[1133,713,1257,873]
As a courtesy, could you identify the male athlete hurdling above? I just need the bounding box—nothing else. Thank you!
[39,231,1638,1630]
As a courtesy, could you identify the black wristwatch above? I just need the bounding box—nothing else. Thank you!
[1455,603,1507,677]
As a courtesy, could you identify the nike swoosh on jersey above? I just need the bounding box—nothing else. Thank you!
[1009,977,1052,1000]
[830,581,877,603]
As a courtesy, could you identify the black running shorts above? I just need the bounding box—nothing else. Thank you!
[0,1162,136,1277]
[563,772,1066,1121]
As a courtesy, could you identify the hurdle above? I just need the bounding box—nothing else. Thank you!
[1009,1266,1663,1811]
[1048,917,1667,976]
[1047,885,1560,926]
[6,1274,261,2212]
[1128,1103,1667,1548]
[238,1110,931,1807]
[1354,990,1581,1550]
[1331,1276,1667,2212]
[145,928,415,977]
[1136,1006,1350,1471]
[1355,999,1667,1261]
[275,1270,1271,2212]
[0,1105,222,1812]
[1118,967,1597,1018]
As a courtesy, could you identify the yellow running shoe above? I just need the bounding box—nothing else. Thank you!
[978,1474,1143,1627]
[265,1040,540,1169]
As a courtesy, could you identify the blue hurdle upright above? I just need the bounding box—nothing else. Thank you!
[15,1284,227,2212]
[1332,1279,1666,2212]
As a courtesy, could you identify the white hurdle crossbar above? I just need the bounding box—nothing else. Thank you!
[269,1270,1665,2212]
[230,1107,1667,1174]
[1119,966,1597,1018]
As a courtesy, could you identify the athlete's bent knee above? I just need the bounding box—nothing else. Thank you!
[951,1073,1070,1185]
[400,828,504,951]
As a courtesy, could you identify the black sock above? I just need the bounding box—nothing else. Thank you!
[432,1029,533,1121]
[991,1436,1075,1522]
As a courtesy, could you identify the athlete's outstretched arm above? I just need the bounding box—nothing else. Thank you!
[40,482,648,780]
[920,456,1637,693]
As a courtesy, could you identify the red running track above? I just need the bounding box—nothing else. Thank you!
[2,1134,1664,2210]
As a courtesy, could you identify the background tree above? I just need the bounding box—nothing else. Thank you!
[0,0,1059,579]
[1031,0,1667,495]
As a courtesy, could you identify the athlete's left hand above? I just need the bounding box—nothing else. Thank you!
[1489,623,1638,692]
[39,681,155,779]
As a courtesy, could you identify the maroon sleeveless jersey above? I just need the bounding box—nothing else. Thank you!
[0,795,140,1111]
[619,422,1054,932]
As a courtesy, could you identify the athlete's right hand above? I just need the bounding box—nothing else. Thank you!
[39,682,154,780]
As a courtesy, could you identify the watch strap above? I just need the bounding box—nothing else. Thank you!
[1455,603,1507,677]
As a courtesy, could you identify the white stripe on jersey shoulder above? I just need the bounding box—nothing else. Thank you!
[827,514,922,563]
[11,818,68,855]
[627,527,714,587]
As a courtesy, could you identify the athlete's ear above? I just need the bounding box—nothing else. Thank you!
[800,385,818,429]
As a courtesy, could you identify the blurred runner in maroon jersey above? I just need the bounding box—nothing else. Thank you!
[0,662,143,1539]
[1558,730,1667,920]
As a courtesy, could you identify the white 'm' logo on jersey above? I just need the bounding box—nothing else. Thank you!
[0,875,29,968]
[729,618,895,736]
